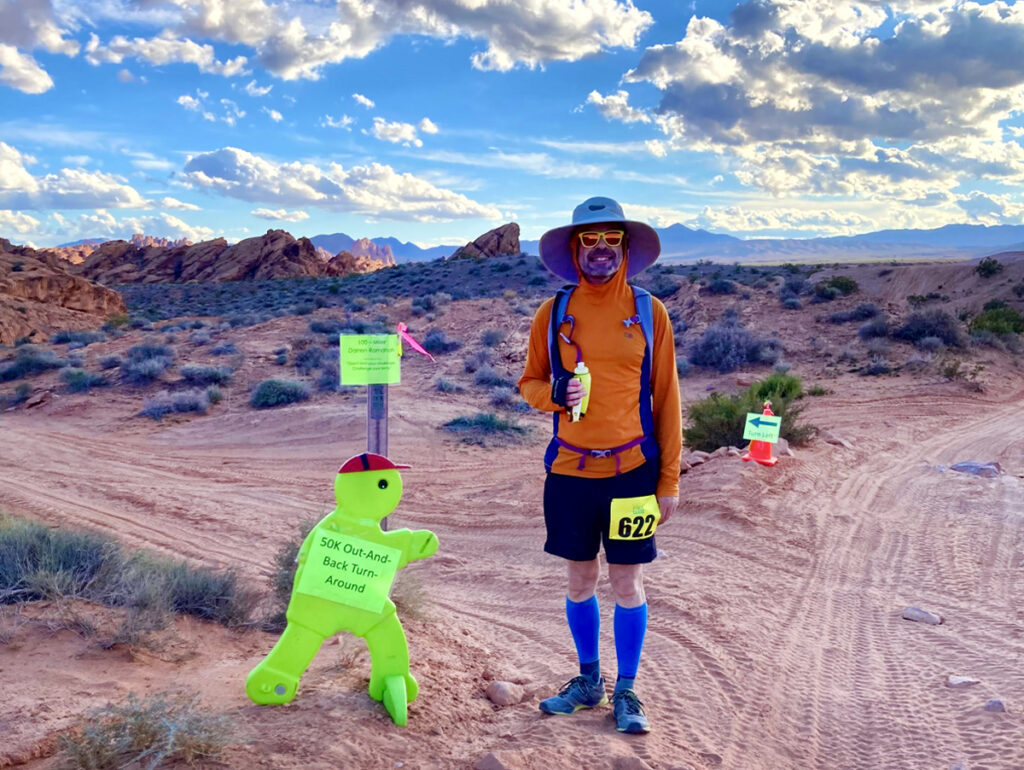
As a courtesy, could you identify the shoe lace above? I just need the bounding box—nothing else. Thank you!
[613,689,644,715]
[557,675,593,697]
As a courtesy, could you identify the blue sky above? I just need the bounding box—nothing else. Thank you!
[2,0,1024,248]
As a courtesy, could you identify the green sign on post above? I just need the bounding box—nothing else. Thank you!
[340,334,401,385]
[743,412,781,443]
[295,528,402,613]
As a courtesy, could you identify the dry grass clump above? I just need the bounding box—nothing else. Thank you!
[59,692,233,770]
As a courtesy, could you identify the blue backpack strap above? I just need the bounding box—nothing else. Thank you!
[545,285,575,471]
[631,286,658,463]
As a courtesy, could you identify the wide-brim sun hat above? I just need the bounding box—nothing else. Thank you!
[539,196,660,282]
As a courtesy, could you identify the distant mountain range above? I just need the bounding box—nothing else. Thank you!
[53,223,1024,265]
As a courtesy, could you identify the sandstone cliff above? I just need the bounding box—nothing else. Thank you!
[74,230,390,284]
[0,239,127,345]
[349,237,396,267]
[449,223,520,260]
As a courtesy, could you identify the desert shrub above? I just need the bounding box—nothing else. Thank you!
[180,364,233,386]
[825,276,859,295]
[121,357,173,385]
[861,356,892,376]
[463,349,493,373]
[969,306,1024,336]
[0,516,254,627]
[893,309,964,347]
[857,316,889,339]
[689,316,780,373]
[915,335,945,352]
[442,412,528,446]
[473,364,515,388]
[683,374,813,451]
[206,385,223,404]
[488,385,530,412]
[780,276,810,299]
[3,382,31,407]
[51,329,107,346]
[782,297,802,310]
[975,257,1003,278]
[865,338,890,357]
[676,358,691,377]
[0,346,68,381]
[59,691,233,770]
[139,389,210,419]
[189,329,212,346]
[705,278,736,295]
[1013,282,1024,299]
[422,329,461,355]
[250,379,310,409]
[210,342,238,356]
[294,347,326,374]
[99,355,122,370]
[481,328,506,347]
[411,294,436,315]
[434,377,464,393]
[807,384,831,396]
[830,303,880,324]
[61,367,108,393]
[309,319,345,336]
[633,271,680,299]
[812,284,841,303]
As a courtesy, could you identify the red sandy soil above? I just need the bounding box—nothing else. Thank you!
[1,261,1023,769]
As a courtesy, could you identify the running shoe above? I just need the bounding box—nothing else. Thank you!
[611,689,650,733]
[538,675,608,715]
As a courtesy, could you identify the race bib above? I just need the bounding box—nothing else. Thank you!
[609,495,660,540]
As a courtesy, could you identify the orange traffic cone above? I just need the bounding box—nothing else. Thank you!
[742,401,778,467]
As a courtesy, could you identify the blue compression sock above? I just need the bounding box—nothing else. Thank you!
[614,602,648,690]
[566,595,600,681]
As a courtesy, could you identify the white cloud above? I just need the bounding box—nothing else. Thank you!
[85,32,248,76]
[159,196,200,211]
[370,117,425,147]
[49,210,216,244]
[124,150,175,172]
[263,106,283,122]
[0,209,41,233]
[615,1,1024,209]
[353,92,375,108]
[419,117,439,134]
[244,79,272,96]
[177,93,204,111]
[177,90,245,125]
[251,207,309,222]
[955,191,1024,225]
[586,90,650,124]
[692,204,875,237]
[181,146,503,222]
[321,114,354,130]
[0,0,79,93]
[117,68,135,83]
[0,141,148,210]
[62,155,92,167]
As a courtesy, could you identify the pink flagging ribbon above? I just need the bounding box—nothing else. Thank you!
[396,322,435,362]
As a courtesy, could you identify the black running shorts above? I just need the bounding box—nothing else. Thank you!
[543,461,659,565]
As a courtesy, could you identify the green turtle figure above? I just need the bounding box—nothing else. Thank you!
[246,453,438,725]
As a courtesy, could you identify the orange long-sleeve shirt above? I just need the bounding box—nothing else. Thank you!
[518,264,682,498]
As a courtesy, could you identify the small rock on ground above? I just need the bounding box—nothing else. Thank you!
[485,680,524,706]
[474,752,509,770]
[901,606,943,625]
[950,461,1002,478]
[946,675,980,688]
[983,699,1007,713]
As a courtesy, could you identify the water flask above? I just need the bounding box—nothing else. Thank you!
[570,361,591,421]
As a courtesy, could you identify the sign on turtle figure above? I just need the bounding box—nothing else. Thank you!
[245,453,438,726]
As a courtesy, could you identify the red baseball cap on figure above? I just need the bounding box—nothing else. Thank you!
[337,453,412,474]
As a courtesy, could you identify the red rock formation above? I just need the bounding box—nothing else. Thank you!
[349,237,396,267]
[449,223,520,260]
[0,239,127,345]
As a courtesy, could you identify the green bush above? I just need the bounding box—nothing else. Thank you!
[975,257,1003,278]
[61,367,108,393]
[442,412,528,446]
[0,346,68,381]
[59,692,233,770]
[825,276,859,295]
[893,309,964,347]
[0,515,255,627]
[969,306,1024,335]
[250,379,310,408]
[51,329,107,346]
[180,364,233,386]
[683,373,814,452]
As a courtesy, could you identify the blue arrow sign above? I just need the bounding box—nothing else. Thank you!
[750,416,779,428]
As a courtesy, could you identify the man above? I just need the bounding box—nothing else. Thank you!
[518,196,682,734]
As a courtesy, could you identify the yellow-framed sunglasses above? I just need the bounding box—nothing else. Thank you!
[577,229,625,248]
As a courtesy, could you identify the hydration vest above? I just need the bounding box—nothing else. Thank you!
[544,284,658,474]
